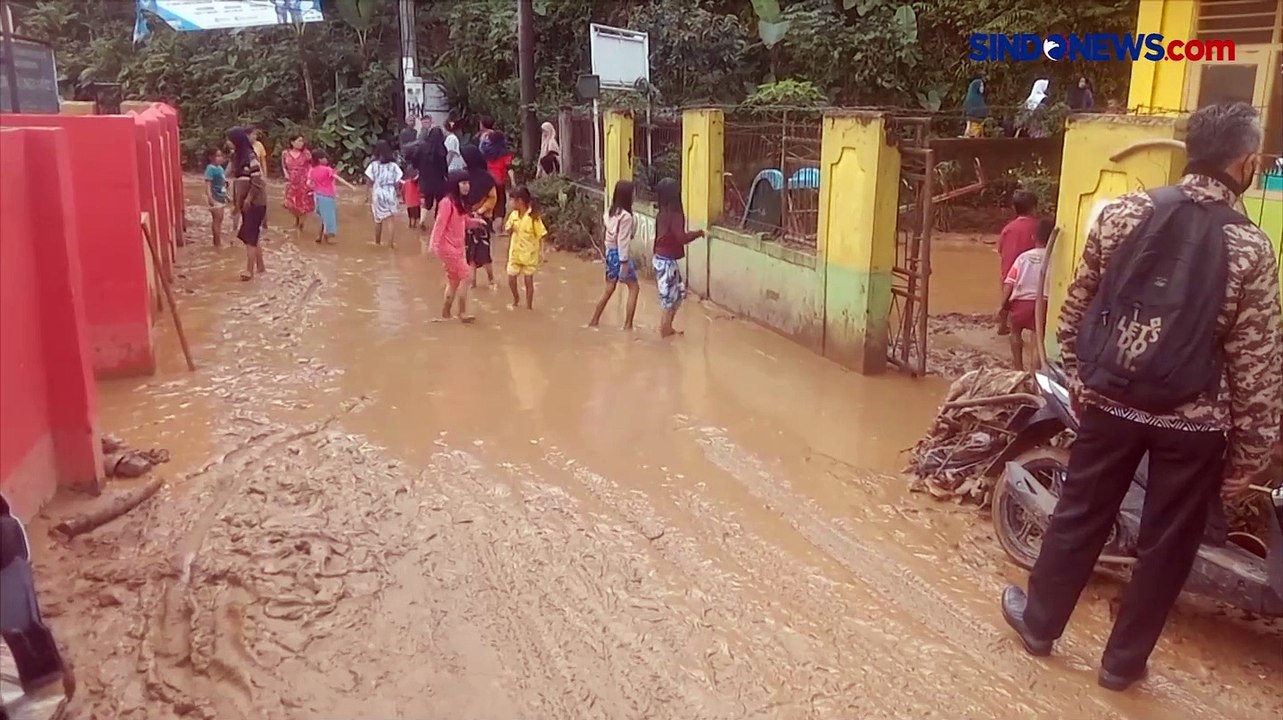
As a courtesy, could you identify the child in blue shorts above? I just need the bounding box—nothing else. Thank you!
[589,180,640,330]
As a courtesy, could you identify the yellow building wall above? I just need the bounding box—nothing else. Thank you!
[1126,0,1197,112]
[1047,115,1187,360]
[681,109,725,298]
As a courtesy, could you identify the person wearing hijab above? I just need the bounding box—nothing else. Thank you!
[537,121,561,177]
[1067,76,1095,112]
[444,117,466,173]
[1017,79,1052,138]
[412,127,450,220]
[462,144,498,288]
[228,127,268,281]
[963,79,988,138]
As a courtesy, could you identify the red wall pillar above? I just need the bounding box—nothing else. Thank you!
[0,127,105,516]
[0,114,155,378]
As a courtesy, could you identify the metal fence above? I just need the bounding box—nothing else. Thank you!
[717,111,823,250]
[566,108,602,188]
[633,115,682,203]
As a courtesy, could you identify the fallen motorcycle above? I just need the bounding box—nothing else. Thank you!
[984,365,1283,617]
[1,493,74,720]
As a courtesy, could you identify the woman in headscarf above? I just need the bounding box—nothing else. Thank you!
[228,126,268,281]
[963,79,988,138]
[1017,78,1052,138]
[462,144,498,288]
[414,127,450,221]
[537,121,561,176]
[444,117,466,173]
[1067,75,1094,112]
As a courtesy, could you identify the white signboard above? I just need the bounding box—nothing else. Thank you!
[137,0,324,34]
[589,24,650,90]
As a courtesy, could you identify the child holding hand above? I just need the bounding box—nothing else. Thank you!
[503,187,548,310]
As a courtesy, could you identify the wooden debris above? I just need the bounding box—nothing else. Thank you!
[51,475,165,540]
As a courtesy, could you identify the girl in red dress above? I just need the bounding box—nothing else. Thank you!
[281,134,315,230]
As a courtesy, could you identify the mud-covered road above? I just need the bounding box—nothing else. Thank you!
[26,186,1282,719]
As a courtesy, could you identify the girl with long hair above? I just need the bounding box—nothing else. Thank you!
[652,178,704,337]
[430,169,488,323]
[589,180,640,329]
[365,139,404,248]
[281,133,314,230]
[228,126,268,280]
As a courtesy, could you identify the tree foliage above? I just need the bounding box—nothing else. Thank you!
[18,0,1139,172]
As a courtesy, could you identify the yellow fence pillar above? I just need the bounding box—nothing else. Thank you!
[603,110,634,195]
[680,109,724,298]
[1126,0,1196,112]
[1047,114,1187,360]
[603,110,634,205]
[818,112,900,374]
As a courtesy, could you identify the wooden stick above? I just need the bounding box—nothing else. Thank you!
[141,221,196,371]
[941,393,1045,411]
[1248,484,1277,494]
[51,474,165,539]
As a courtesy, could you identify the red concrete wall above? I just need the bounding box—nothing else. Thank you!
[0,128,105,516]
[0,113,155,377]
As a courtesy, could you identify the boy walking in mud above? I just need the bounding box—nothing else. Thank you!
[996,190,1040,335]
[999,218,1052,371]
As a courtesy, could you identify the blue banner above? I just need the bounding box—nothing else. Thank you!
[135,1,325,42]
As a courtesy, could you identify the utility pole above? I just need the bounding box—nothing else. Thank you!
[517,0,538,163]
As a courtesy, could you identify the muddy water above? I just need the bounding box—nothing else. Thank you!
[26,182,1281,720]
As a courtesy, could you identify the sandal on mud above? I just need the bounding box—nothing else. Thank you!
[239,272,252,281]
[458,315,477,325]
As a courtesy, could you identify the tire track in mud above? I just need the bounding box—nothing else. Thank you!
[685,423,1250,720]
[431,447,739,719]
[539,446,1060,719]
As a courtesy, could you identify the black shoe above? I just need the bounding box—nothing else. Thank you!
[1098,666,1147,692]
[1001,585,1053,657]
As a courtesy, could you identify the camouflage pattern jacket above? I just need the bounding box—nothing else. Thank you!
[1058,173,1283,481]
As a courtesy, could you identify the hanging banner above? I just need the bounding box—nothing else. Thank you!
[135,1,325,42]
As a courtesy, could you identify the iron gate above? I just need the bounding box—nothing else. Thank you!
[887,117,936,376]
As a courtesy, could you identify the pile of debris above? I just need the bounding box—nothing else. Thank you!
[102,434,170,478]
[907,368,1042,505]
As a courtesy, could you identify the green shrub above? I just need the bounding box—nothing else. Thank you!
[528,175,602,255]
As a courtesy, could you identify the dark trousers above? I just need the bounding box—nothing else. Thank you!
[1024,406,1226,675]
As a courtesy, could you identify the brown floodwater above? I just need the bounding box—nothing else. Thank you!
[23,181,1281,720]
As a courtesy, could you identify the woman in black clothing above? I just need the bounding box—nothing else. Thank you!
[412,127,450,220]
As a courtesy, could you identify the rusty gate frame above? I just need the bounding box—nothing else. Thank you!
[887,116,935,377]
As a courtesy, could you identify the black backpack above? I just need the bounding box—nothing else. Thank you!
[1076,185,1250,413]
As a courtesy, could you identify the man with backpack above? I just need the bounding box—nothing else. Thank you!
[1000,102,1282,691]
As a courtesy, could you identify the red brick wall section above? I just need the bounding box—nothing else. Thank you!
[0,113,155,378]
[0,128,105,517]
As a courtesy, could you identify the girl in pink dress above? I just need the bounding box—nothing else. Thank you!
[430,169,487,323]
[281,134,314,229]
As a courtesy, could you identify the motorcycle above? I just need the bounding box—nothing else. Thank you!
[1,494,74,720]
[985,365,1283,617]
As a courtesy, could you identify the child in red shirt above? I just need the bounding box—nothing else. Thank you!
[996,189,1040,335]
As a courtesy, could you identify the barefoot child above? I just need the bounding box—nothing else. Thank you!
[996,189,1040,335]
[589,180,640,329]
[999,217,1053,371]
[652,178,704,337]
[228,127,267,281]
[203,148,228,248]
[430,170,488,323]
[365,140,404,248]
[308,151,356,244]
[504,187,547,309]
